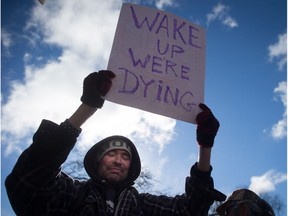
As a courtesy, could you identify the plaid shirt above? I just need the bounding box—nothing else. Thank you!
[5,120,225,216]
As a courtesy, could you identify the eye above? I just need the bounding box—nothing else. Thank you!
[107,150,116,157]
[122,153,131,161]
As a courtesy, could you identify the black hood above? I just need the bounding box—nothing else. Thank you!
[84,135,141,188]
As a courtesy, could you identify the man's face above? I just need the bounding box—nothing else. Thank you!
[97,149,131,184]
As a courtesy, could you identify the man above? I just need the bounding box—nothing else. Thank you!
[6,70,226,216]
[216,189,275,216]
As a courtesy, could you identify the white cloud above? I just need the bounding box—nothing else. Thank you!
[268,32,287,71]
[249,170,287,195]
[1,0,177,178]
[1,28,13,57]
[25,0,122,63]
[1,28,13,48]
[267,32,287,140]
[271,81,287,140]
[223,16,238,28]
[207,3,227,23]
[206,2,238,28]
[155,0,175,10]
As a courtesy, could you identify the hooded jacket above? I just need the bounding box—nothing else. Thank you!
[83,135,141,189]
[6,119,225,216]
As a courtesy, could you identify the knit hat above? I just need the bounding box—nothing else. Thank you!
[84,135,141,187]
[97,139,132,162]
[216,189,275,216]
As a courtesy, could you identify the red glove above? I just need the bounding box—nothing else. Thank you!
[196,103,219,148]
[80,70,116,108]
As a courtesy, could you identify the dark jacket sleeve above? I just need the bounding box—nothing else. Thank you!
[140,163,226,216]
[185,162,226,215]
[5,119,81,215]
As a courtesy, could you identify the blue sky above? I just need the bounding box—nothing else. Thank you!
[1,0,287,215]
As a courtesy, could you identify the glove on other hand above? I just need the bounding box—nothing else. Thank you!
[80,70,116,108]
[196,103,219,148]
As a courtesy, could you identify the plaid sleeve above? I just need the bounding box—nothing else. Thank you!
[185,163,226,215]
[139,186,215,216]
[140,193,191,216]
[139,163,226,216]
[5,119,82,216]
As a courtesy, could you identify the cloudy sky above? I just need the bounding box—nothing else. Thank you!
[1,0,287,215]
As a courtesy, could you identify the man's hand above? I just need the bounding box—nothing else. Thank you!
[196,103,219,148]
[80,70,116,108]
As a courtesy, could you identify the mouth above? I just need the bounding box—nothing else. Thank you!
[109,167,122,173]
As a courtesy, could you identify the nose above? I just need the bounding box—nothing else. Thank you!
[113,154,123,164]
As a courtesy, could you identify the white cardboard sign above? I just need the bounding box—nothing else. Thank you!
[106,3,206,123]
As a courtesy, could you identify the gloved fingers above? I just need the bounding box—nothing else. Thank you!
[97,71,116,96]
[98,70,116,79]
[196,111,211,125]
[196,104,220,147]
[199,103,211,112]
[99,78,113,96]
[198,113,219,129]
[196,104,211,125]
[84,71,115,85]
[83,72,98,85]
[196,104,219,129]
[84,71,116,96]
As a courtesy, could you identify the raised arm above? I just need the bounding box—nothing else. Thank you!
[5,70,115,216]
[196,103,219,171]
[69,70,116,129]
